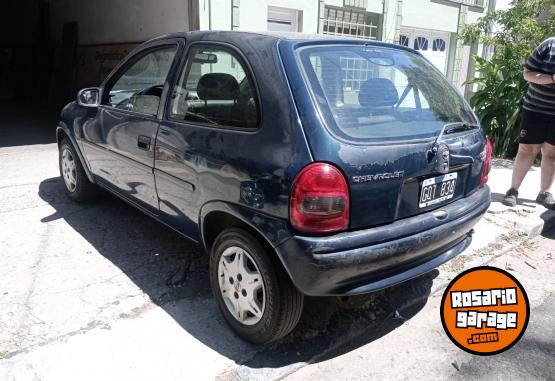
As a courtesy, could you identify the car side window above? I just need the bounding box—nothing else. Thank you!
[104,46,177,116]
[169,46,259,129]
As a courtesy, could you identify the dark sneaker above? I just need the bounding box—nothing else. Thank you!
[502,188,518,207]
[536,192,555,210]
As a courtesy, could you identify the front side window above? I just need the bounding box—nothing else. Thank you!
[169,46,258,129]
[104,46,177,116]
[300,45,476,143]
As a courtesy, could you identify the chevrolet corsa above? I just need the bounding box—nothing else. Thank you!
[56,31,492,344]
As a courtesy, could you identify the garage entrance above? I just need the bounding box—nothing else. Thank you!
[399,28,450,74]
[0,0,193,148]
[267,6,302,32]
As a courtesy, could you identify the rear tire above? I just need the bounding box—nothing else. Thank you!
[58,139,97,202]
[209,228,304,344]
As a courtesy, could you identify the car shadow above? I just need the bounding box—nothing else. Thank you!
[540,213,555,238]
[38,176,436,371]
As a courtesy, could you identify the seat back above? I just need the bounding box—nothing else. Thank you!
[197,73,240,101]
[358,78,399,109]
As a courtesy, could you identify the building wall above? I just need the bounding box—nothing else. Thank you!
[45,0,493,96]
[401,0,460,32]
[199,0,319,33]
[49,0,191,45]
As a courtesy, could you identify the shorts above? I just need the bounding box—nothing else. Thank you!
[519,109,555,145]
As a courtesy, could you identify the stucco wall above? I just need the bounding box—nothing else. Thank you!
[401,1,460,32]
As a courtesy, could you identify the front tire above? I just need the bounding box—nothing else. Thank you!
[58,139,97,201]
[209,228,304,344]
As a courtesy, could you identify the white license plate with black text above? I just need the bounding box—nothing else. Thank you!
[419,173,457,208]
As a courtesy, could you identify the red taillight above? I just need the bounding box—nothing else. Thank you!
[290,163,349,234]
[480,138,493,185]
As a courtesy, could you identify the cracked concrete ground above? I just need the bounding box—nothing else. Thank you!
[0,142,553,381]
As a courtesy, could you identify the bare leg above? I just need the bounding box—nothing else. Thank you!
[540,143,555,192]
[511,143,542,190]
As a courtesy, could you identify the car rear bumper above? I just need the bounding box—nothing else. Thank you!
[275,186,490,296]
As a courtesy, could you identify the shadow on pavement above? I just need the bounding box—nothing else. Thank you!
[38,176,436,370]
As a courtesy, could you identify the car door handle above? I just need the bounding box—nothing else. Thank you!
[137,135,151,150]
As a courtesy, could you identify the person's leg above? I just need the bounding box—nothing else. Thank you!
[540,143,555,192]
[536,135,555,209]
[503,143,542,206]
[503,109,544,207]
[511,143,542,190]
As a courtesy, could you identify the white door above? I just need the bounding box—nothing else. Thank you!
[399,28,450,74]
[267,6,300,32]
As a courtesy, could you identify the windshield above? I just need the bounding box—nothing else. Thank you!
[299,45,477,143]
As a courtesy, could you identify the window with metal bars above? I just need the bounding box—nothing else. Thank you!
[310,53,378,93]
[322,6,380,40]
[446,0,484,7]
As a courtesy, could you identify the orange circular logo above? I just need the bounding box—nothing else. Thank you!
[440,267,529,355]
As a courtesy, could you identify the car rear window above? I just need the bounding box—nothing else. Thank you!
[299,45,477,143]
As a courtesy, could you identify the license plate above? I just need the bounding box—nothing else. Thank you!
[419,173,458,208]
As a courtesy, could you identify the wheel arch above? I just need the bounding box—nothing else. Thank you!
[199,201,292,255]
[56,124,95,183]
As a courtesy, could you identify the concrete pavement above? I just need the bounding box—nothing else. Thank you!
[0,142,553,381]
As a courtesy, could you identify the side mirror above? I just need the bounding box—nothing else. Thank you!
[77,88,100,107]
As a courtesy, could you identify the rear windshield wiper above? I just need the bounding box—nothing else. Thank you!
[429,122,479,158]
[443,122,479,135]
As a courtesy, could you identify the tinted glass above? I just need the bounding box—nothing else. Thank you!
[433,38,446,52]
[399,35,409,47]
[300,45,477,143]
[105,47,177,115]
[414,37,429,51]
[169,46,258,129]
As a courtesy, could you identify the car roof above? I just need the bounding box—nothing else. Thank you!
[157,30,349,41]
[150,30,410,51]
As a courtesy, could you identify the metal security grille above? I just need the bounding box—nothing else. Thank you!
[446,0,484,6]
[322,6,380,40]
[343,0,368,8]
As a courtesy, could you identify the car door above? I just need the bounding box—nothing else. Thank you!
[81,40,181,214]
[154,43,260,239]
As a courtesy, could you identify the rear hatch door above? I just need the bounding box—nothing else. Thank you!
[281,41,487,229]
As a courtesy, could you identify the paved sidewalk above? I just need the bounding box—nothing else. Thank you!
[487,159,555,236]
[431,159,555,293]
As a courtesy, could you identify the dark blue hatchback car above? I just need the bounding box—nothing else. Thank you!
[57,31,492,344]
